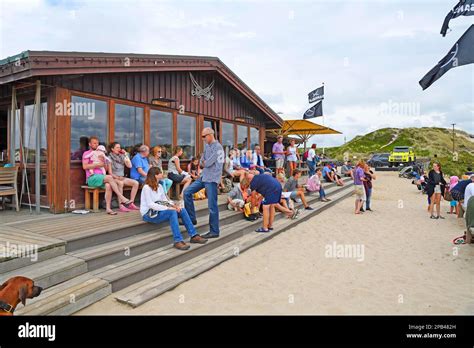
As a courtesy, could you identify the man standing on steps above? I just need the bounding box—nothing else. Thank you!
[184,127,224,239]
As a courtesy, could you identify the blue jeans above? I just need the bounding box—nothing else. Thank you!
[159,178,173,194]
[307,160,316,177]
[184,178,219,236]
[142,208,197,243]
[319,186,326,199]
[366,188,372,209]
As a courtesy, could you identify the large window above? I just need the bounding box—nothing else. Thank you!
[114,103,144,152]
[221,122,234,156]
[237,125,248,151]
[24,101,47,163]
[250,127,259,150]
[150,109,173,160]
[204,119,219,141]
[70,96,108,160]
[177,114,196,159]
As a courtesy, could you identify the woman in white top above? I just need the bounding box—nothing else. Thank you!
[167,147,192,199]
[286,139,299,177]
[141,167,207,250]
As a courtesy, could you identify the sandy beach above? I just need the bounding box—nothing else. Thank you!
[77,171,474,315]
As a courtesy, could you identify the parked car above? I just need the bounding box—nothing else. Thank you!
[368,153,390,167]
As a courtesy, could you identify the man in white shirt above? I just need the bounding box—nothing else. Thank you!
[252,146,272,175]
[307,144,317,177]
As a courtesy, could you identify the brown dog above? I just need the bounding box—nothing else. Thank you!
[0,276,43,316]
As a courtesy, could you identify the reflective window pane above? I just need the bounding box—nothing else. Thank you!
[24,101,47,163]
[204,119,219,140]
[150,109,173,160]
[114,104,144,152]
[221,122,234,155]
[70,96,108,160]
[177,114,196,160]
[250,127,259,150]
[237,125,248,151]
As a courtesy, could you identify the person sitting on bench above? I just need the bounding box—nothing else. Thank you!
[227,177,252,212]
[252,145,272,175]
[168,147,192,200]
[341,161,354,178]
[322,163,344,186]
[149,146,173,194]
[140,167,208,251]
[107,142,140,212]
[82,136,133,215]
[240,150,253,170]
[284,169,314,211]
[131,145,151,185]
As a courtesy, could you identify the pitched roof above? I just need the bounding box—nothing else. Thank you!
[0,50,283,126]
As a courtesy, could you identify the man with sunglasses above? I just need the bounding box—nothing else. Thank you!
[183,127,224,238]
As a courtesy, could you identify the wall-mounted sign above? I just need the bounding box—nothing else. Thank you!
[189,72,214,101]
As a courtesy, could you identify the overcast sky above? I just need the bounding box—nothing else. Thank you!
[0,0,472,147]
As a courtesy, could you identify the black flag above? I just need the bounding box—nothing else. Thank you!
[303,101,323,119]
[441,0,474,37]
[308,85,324,103]
[419,25,474,90]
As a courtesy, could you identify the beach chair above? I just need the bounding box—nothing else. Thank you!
[0,166,20,211]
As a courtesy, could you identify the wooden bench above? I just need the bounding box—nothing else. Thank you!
[81,185,136,213]
[0,166,19,211]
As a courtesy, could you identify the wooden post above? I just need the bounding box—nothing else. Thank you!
[10,86,16,165]
[35,80,41,214]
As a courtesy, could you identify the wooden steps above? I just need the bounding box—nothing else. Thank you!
[68,209,243,271]
[0,255,87,289]
[0,226,66,273]
[16,274,111,316]
[115,184,354,307]
[3,177,353,315]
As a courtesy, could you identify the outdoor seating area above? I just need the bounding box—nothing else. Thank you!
[0,166,19,212]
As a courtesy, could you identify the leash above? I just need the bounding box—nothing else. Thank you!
[452,235,466,245]
[0,300,14,314]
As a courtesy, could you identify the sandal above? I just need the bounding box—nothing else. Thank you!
[430,215,437,219]
[106,210,118,215]
[255,227,270,233]
[437,215,445,219]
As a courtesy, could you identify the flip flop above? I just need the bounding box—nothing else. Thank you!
[107,211,118,215]
[255,227,270,233]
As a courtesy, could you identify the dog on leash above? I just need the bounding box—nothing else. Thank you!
[0,276,43,316]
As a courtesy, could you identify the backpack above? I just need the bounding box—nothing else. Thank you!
[221,178,233,193]
[306,175,321,192]
[303,150,309,161]
[193,188,207,200]
[243,202,260,221]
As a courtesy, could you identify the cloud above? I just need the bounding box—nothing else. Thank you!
[0,0,472,149]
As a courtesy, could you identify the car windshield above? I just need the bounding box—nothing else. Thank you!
[393,147,409,152]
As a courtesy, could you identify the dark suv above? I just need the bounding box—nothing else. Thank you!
[368,153,390,167]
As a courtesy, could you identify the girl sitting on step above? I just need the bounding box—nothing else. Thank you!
[140,167,208,251]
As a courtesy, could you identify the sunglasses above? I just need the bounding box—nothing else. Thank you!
[202,134,210,138]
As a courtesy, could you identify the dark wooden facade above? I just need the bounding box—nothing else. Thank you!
[0,51,282,213]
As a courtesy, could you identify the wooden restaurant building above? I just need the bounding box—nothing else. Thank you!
[0,51,283,213]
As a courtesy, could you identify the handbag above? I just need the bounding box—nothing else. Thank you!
[193,188,207,200]
[243,202,259,221]
[444,190,453,201]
